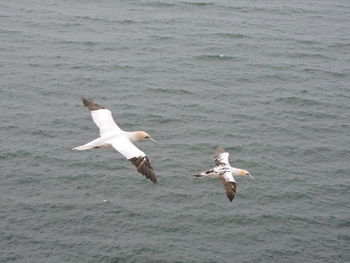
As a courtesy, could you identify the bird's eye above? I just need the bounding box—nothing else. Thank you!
[145,136,150,138]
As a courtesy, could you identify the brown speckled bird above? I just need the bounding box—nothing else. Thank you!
[194,146,253,201]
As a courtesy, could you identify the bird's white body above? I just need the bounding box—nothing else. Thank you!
[72,98,157,183]
[72,130,146,159]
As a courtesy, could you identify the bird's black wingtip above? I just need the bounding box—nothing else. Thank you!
[129,156,158,185]
[81,97,105,111]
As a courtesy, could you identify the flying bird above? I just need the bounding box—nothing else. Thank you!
[72,98,158,184]
[194,146,253,201]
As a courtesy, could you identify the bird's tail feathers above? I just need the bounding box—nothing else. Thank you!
[72,144,94,151]
[193,170,219,178]
[72,137,105,151]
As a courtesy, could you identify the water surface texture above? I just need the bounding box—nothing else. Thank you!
[1,0,350,262]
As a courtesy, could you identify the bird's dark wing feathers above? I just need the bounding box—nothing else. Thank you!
[220,178,236,202]
[129,156,157,184]
[82,97,105,111]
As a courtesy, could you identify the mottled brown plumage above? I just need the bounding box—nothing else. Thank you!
[215,146,226,157]
[215,146,227,166]
[221,178,237,202]
[129,156,157,184]
[82,97,105,111]
[194,146,251,201]
[215,158,225,166]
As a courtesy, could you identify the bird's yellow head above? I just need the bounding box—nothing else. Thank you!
[232,168,252,177]
[236,169,254,179]
[238,169,250,176]
[134,131,158,143]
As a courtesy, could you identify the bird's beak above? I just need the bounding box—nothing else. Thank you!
[247,173,255,179]
[148,137,158,144]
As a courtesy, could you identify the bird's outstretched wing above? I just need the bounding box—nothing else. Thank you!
[82,97,122,136]
[129,156,157,184]
[109,136,157,184]
[220,174,237,202]
[215,146,230,166]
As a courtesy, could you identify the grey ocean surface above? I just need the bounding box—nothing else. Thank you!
[1,0,349,262]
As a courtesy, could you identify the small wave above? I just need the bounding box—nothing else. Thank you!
[150,35,174,41]
[214,32,248,39]
[81,41,98,46]
[276,96,322,106]
[295,39,322,45]
[68,64,132,72]
[148,87,194,95]
[181,1,215,7]
[31,129,56,138]
[118,19,138,24]
[301,146,330,156]
[143,1,176,7]
[302,68,347,77]
[218,212,317,227]
[0,29,21,34]
[250,62,296,71]
[226,6,291,14]
[142,113,178,124]
[285,52,331,60]
[0,150,32,160]
[72,15,138,25]
[328,42,350,48]
[194,55,241,61]
[56,39,99,46]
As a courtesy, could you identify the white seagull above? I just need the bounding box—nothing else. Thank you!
[72,98,158,184]
[194,146,253,201]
